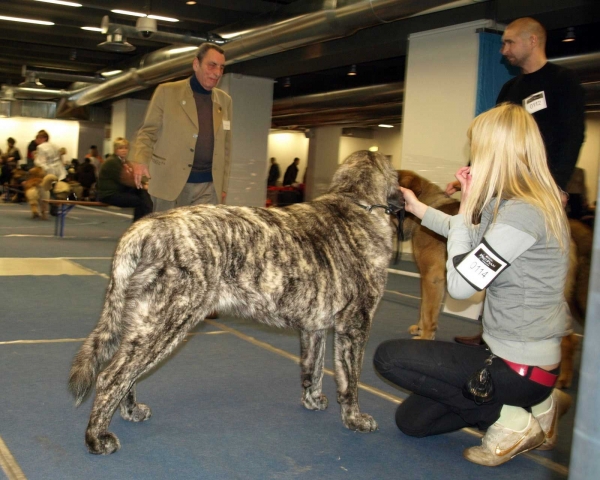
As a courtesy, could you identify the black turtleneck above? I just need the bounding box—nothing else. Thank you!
[189,76,214,179]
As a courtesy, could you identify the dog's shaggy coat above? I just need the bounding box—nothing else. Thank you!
[69,150,399,454]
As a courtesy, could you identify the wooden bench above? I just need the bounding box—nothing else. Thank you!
[42,199,110,237]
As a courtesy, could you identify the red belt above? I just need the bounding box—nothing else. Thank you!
[503,359,558,387]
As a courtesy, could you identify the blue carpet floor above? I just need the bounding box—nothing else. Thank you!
[0,202,579,479]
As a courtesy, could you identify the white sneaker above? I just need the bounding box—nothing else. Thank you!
[463,414,545,467]
[534,388,572,451]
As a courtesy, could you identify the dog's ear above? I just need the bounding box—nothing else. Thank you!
[397,170,422,198]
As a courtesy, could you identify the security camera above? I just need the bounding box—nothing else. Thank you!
[136,17,157,38]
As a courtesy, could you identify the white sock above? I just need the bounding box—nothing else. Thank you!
[532,395,553,417]
[496,405,530,431]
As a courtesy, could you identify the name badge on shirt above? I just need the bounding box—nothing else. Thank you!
[453,239,510,291]
[523,91,547,114]
[223,120,231,130]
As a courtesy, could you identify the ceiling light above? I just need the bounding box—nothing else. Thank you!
[35,0,81,6]
[169,46,199,54]
[563,27,576,43]
[148,15,179,23]
[98,29,135,52]
[347,64,357,76]
[283,77,291,88]
[101,70,123,77]
[111,10,147,18]
[378,124,394,128]
[81,26,102,32]
[186,1,197,4]
[368,146,379,152]
[0,15,54,26]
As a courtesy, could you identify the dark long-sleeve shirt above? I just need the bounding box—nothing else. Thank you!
[496,62,585,190]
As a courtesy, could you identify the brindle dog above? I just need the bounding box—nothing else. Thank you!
[69,150,399,454]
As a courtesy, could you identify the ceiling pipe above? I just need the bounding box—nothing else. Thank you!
[21,66,105,85]
[273,82,403,115]
[57,0,459,114]
[0,86,77,101]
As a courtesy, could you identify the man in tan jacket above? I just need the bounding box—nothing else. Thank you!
[132,43,232,211]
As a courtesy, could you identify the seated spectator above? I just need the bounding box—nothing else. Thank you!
[76,158,97,200]
[97,138,153,222]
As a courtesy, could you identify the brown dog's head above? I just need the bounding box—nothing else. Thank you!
[397,170,423,202]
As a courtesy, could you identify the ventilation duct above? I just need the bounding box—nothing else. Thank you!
[58,0,461,114]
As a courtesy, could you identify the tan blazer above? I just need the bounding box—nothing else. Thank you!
[133,78,232,202]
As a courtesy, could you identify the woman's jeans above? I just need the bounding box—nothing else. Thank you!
[373,340,555,437]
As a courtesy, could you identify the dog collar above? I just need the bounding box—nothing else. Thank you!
[353,201,402,216]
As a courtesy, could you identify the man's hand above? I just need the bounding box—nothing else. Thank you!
[132,163,150,189]
[221,191,226,203]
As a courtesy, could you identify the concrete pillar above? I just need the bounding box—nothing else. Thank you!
[218,73,273,207]
[110,98,149,157]
[305,126,342,201]
[570,170,600,478]
[401,20,493,187]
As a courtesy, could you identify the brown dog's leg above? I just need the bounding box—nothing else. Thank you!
[557,334,578,389]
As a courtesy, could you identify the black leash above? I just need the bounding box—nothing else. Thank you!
[353,201,406,263]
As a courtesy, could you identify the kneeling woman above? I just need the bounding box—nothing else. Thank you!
[374,103,571,467]
[97,137,153,222]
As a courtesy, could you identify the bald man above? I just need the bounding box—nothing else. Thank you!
[497,17,585,191]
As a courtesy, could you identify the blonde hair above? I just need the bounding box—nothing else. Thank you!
[113,137,129,152]
[463,103,568,249]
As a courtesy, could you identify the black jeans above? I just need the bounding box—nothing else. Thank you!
[373,340,555,437]
[100,188,153,222]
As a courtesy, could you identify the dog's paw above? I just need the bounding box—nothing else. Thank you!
[302,393,329,411]
[413,331,436,340]
[85,431,121,455]
[120,402,152,422]
[408,325,421,336]
[343,413,378,433]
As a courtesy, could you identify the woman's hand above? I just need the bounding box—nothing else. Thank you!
[455,167,472,213]
[399,187,428,219]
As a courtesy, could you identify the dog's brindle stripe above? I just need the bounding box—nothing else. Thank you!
[68,150,399,454]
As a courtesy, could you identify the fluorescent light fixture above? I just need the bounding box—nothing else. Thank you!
[169,46,199,54]
[35,0,82,6]
[111,10,146,18]
[378,124,394,128]
[101,70,123,77]
[81,26,103,32]
[0,15,54,25]
[148,15,179,23]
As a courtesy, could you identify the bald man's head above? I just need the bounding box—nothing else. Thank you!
[501,17,547,72]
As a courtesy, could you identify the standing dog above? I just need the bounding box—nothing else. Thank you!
[397,170,459,339]
[69,151,399,454]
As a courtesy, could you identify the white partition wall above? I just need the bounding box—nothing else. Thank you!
[219,73,273,207]
[401,20,493,188]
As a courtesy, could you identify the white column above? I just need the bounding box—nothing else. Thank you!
[305,126,342,201]
[111,98,149,156]
[218,73,273,207]
[401,20,492,187]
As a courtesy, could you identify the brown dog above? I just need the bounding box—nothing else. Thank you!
[397,170,459,339]
[398,170,589,388]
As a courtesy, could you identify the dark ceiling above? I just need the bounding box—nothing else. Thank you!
[0,0,599,122]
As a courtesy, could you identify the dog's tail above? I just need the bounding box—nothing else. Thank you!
[68,228,145,406]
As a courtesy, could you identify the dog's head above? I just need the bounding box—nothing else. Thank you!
[329,150,399,206]
[397,170,423,200]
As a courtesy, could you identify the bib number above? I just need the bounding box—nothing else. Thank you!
[523,91,547,114]
[453,239,509,291]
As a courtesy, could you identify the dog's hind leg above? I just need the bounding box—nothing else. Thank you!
[333,308,377,433]
[300,329,328,411]
[84,303,205,454]
[119,385,152,422]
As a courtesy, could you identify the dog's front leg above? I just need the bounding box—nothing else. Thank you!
[300,329,328,411]
[333,324,377,433]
